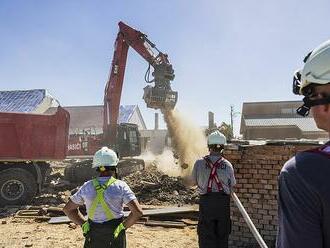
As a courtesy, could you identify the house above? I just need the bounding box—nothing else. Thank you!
[64,105,147,135]
[240,100,328,140]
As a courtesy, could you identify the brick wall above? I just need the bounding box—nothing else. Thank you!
[223,143,318,248]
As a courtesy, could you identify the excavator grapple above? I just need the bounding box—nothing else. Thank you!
[143,85,178,110]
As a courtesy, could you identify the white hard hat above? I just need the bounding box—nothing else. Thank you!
[207,130,226,145]
[293,39,330,95]
[92,147,119,168]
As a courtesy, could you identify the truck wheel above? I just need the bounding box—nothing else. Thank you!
[0,168,37,206]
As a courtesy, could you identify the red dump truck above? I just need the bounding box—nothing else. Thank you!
[0,107,70,206]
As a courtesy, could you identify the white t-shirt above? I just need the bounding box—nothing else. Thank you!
[70,176,136,223]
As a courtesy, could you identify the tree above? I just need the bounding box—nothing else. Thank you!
[218,122,233,141]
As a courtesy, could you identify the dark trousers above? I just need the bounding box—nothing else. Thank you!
[198,192,231,248]
[84,218,126,248]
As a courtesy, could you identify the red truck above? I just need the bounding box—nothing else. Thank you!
[0,106,70,206]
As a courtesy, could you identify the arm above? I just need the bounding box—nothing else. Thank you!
[276,160,322,248]
[104,22,177,147]
[123,199,143,229]
[229,162,236,193]
[63,199,86,226]
[184,161,198,187]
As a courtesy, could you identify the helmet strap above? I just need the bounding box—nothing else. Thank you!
[297,95,330,116]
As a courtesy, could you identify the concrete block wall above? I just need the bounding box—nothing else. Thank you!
[223,144,317,248]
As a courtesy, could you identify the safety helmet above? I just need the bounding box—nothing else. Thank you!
[92,147,119,168]
[207,130,226,145]
[293,39,330,96]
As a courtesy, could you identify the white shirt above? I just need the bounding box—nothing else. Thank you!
[70,176,136,223]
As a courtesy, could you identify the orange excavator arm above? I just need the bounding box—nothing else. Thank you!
[103,21,177,147]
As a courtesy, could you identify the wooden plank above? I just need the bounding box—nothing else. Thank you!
[144,220,186,228]
[14,215,51,220]
[181,219,198,225]
[48,206,198,224]
[142,206,198,216]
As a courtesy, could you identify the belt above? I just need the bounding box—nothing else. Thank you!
[89,217,123,227]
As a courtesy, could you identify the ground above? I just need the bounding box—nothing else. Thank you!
[0,163,199,247]
[0,217,198,248]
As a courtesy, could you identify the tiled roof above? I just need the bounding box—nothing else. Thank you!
[0,89,46,112]
[244,117,321,132]
[64,105,140,134]
[119,105,136,123]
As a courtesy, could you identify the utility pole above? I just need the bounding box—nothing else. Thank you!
[230,105,234,136]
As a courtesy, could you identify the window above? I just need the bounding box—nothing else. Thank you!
[129,130,138,143]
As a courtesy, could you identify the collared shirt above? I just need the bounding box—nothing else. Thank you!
[192,155,236,195]
[70,176,136,223]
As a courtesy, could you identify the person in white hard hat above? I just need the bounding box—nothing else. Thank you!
[190,130,236,248]
[276,40,330,248]
[63,147,143,248]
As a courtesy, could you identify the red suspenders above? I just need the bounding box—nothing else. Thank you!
[204,156,225,193]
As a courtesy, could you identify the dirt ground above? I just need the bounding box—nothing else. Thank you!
[0,163,199,248]
[0,216,198,248]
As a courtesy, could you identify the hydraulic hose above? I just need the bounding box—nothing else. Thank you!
[231,192,268,248]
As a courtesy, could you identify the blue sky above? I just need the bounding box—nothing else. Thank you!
[1,0,330,135]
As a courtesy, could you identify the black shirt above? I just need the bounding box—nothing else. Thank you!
[277,142,330,248]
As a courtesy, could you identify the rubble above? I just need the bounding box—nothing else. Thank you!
[123,166,199,205]
[30,165,80,207]
[0,161,198,217]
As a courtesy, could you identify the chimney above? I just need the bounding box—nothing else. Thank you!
[208,111,215,129]
[154,113,159,130]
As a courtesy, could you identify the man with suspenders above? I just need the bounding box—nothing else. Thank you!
[190,130,236,248]
[276,40,330,248]
[63,147,143,248]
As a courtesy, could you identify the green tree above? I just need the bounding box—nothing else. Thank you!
[218,122,233,141]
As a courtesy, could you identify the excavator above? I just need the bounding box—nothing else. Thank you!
[0,21,177,205]
[64,21,178,181]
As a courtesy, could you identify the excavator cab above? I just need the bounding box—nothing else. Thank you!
[117,123,141,157]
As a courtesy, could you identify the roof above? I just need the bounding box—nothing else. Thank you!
[0,89,46,112]
[244,117,321,132]
[64,105,145,134]
[240,100,326,134]
[119,105,136,123]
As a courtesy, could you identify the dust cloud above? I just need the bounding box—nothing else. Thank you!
[139,149,183,177]
[162,109,208,176]
[139,109,208,177]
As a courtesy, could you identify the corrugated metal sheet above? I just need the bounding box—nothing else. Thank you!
[244,117,320,132]
[0,89,46,112]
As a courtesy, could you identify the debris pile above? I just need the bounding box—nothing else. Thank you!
[123,167,199,205]
[31,166,80,206]
[27,161,199,207]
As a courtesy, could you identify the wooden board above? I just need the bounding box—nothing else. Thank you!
[48,206,198,224]
[144,220,186,228]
